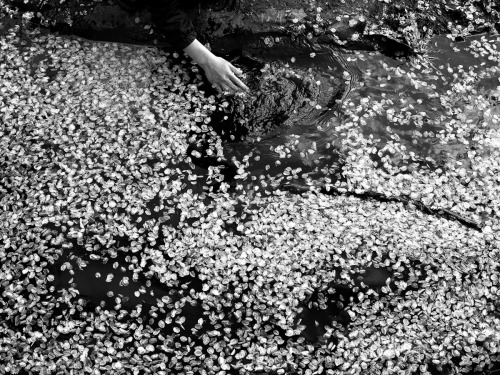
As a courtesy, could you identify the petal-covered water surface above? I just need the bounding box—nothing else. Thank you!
[1,19,500,375]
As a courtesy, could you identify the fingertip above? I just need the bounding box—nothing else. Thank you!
[230,64,243,75]
[229,75,249,92]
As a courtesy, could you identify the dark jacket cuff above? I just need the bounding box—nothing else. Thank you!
[176,30,197,50]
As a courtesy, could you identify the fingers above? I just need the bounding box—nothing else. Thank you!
[229,63,243,76]
[209,60,249,95]
[229,64,249,91]
[213,77,245,96]
[229,73,249,92]
[212,83,223,94]
[222,80,240,93]
[212,81,238,96]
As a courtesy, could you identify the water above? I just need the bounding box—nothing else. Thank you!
[49,31,500,328]
[217,34,500,191]
[2,20,500,373]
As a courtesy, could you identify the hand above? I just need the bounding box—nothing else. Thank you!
[184,39,249,95]
[200,55,249,95]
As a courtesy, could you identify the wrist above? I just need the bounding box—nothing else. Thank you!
[184,39,216,68]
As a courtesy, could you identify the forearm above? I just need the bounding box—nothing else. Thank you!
[183,39,216,69]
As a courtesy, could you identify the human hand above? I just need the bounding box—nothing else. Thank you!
[200,55,249,95]
[183,39,249,95]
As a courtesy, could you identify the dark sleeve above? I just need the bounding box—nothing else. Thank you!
[146,0,197,50]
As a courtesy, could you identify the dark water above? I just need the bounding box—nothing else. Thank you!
[213,34,500,193]
[3,21,500,373]
[50,32,500,329]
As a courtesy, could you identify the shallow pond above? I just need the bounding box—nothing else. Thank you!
[1,19,500,375]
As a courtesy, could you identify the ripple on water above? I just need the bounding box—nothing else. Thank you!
[215,34,500,193]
